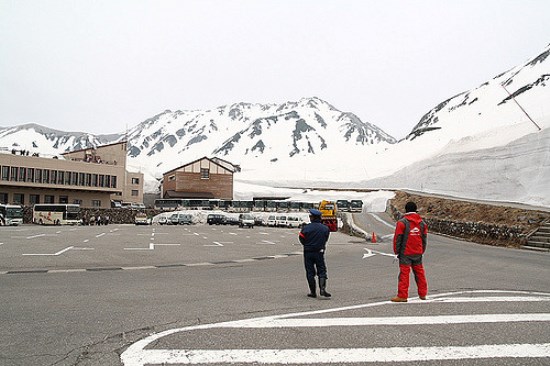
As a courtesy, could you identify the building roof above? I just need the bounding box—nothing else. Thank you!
[163,156,237,176]
[60,140,127,155]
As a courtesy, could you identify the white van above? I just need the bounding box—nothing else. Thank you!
[286,216,302,228]
[275,215,288,227]
[266,215,277,227]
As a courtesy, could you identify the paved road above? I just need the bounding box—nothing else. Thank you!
[1,219,549,365]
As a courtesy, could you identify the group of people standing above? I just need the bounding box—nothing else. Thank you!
[298,201,428,302]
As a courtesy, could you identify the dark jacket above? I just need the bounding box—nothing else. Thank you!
[299,219,330,252]
[393,212,428,257]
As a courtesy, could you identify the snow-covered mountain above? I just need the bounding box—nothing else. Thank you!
[0,97,397,180]
[0,123,122,157]
[123,97,396,174]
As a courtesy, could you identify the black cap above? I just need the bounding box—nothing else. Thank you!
[405,201,417,213]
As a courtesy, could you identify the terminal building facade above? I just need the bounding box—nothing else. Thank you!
[0,141,143,208]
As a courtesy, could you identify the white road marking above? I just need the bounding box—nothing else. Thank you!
[368,213,395,228]
[125,343,550,365]
[121,290,550,366]
[237,313,550,328]
[48,268,87,273]
[95,233,106,238]
[205,241,233,247]
[363,248,397,259]
[260,240,276,245]
[23,246,74,256]
[26,234,45,239]
[124,243,180,250]
[83,239,89,243]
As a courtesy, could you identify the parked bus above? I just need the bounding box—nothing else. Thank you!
[154,199,189,211]
[0,204,24,226]
[32,204,81,225]
[337,200,351,212]
[350,200,364,212]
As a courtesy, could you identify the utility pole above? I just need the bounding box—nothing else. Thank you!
[501,82,542,131]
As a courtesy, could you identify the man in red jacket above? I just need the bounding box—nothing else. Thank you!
[392,201,428,302]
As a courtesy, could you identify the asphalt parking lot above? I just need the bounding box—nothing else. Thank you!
[0,223,358,273]
[2,219,550,366]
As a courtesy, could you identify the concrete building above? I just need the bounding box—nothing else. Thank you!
[0,141,143,208]
[161,157,236,200]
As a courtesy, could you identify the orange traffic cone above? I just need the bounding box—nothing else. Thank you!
[371,232,377,243]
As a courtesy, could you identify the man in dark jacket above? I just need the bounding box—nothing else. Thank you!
[392,201,428,302]
[299,209,331,298]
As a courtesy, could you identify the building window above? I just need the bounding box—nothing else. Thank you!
[44,195,55,204]
[35,169,42,183]
[64,171,71,185]
[10,167,18,181]
[43,169,50,183]
[27,168,34,182]
[201,168,210,179]
[58,171,64,185]
[30,194,40,205]
[91,200,101,207]
[71,172,78,185]
[169,175,175,181]
[92,174,98,187]
[13,193,24,205]
[131,177,140,184]
[99,175,105,187]
[0,193,8,204]
[18,167,26,182]
[78,173,85,186]
[111,176,117,188]
[131,189,139,197]
[86,173,92,186]
[59,196,68,204]
[1,166,9,181]
[105,175,111,188]
[73,199,82,205]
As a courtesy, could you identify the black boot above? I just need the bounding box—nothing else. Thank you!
[307,279,317,298]
[319,278,331,298]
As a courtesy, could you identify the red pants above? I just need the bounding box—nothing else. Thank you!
[397,257,428,299]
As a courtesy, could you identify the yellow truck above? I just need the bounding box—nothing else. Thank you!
[318,200,338,232]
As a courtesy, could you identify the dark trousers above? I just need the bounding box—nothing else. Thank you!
[304,250,328,281]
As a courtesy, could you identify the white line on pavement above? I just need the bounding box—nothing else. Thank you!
[23,246,74,256]
[125,343,550,365]
[369,213,395,228]
[26,234,45,239]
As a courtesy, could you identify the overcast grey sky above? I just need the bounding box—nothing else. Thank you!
[1,0,549,139]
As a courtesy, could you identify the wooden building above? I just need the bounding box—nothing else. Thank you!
[161,157,236,200]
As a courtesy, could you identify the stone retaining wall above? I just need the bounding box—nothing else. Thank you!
[387,192,550,248]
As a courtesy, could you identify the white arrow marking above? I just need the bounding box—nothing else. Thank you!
[363,248,396,259]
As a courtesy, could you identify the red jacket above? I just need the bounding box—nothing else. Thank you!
[393,213,428,256]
